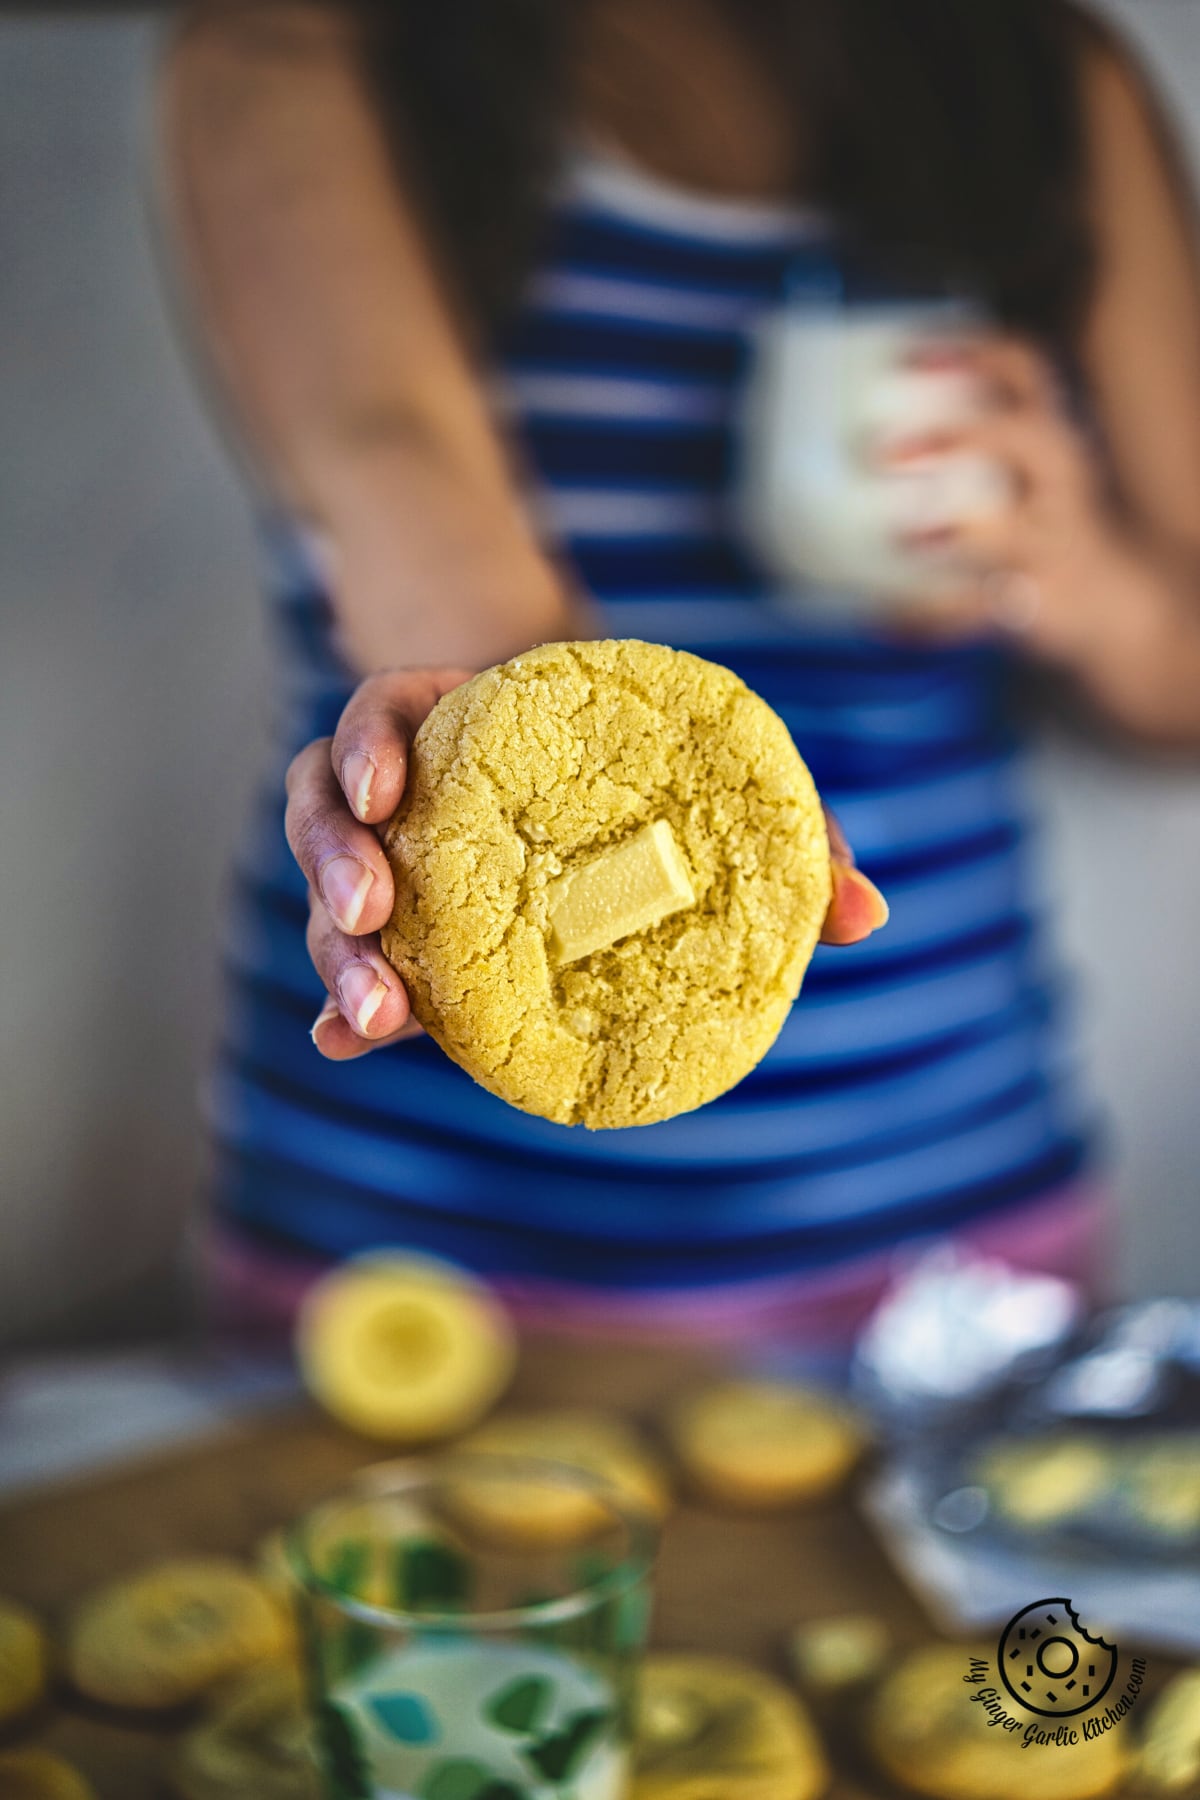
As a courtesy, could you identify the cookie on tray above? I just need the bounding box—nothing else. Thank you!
[0,1595,50,1725]
[788,1613,891,1698]
[66,1559,290,1710]
[453,1408,671,1546]
[631,1653,828,1800]
[969,1433,1111,1531]
[867,1643,1126,1800]
[1135,1666,1200,1793]
[666,1380,867,1509]
[171,1665,318,1800]
[0,1750,97,1800]
[381,639,831,1129]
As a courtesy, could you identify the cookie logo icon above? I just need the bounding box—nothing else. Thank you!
[997,1598,1117,1719]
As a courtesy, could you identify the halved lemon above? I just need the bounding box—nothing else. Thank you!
[295,1253,516,1443]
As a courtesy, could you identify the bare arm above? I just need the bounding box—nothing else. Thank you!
[887,25,1200,747]
[160,3,885,1062]
[1058,27,1200,742]
[1081,31,1200,554]
[159,0,591,672]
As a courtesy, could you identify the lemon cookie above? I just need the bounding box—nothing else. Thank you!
[254,1528,300,1608]
[789,1614,891,1698]
[0,1596,50,1725]
[867,1643,1126,1800]
[970,1434,1111,1531]
[295,1252,516,1443]
[67,1559,291,1710]
[381,639,831,1129]
[632,1654,829,1800]
[1117,1433,1200,1543]
[453,1409,671,1545]
[0,1751,97,1800]
[171,1666,318,1800]
[667,1380,867,1509]
[1135,1667,1200,1793]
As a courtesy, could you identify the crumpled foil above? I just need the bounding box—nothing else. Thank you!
[1037,1298,1200,1420]
[850,1244,1082,1431]
[853,1250,1200,1652]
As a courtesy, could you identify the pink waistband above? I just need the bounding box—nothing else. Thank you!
[208,1181,1111,1353]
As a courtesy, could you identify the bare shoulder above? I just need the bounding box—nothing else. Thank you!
[1066,3,1200,549]
[160,0,369,149]
[1068,4,1189,184]
[168,0,361,63]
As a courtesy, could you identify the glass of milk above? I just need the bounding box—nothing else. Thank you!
[288,1455,658,1800]
[735,279,1008,616]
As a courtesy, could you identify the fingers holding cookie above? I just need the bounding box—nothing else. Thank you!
[306,892,424,1059]
[291,670,477,1057]
[285,737,395,937]
[819,806,890,949]
[330,667,476,824]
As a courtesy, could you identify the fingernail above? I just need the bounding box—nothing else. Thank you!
[908,345,971,370]
[847,867,891,930]
[898,524,957,550]
[831,863,891,940]
[874,439,925,468]
[342,751,375,820]
[338,962,389,1034]
[320,855,373,931]
[310,995,339,1046]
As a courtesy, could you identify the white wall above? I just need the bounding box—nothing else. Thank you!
[0,18,269,1343]
[1,5,1198,1344]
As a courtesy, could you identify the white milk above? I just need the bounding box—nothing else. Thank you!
[737,298,1008,612]
[327,1637,628,1800]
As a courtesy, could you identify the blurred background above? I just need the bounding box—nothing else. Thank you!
[2,0,1199,1348]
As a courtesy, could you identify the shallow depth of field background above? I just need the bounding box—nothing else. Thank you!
[2,1,1199,1344]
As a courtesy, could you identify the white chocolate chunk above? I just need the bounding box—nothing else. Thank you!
[546,820,696,964]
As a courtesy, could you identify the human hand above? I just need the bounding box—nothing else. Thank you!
[288,669,888,1061]
[286,667,473,1061]
[878,336,1132,662]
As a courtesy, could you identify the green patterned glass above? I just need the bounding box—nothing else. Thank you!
[288,1454,658,1800]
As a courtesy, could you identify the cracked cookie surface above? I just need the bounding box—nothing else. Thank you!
[380,639,831,1129]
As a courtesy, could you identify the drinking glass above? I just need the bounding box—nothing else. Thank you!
[288,1454,658,1800]
[736,283,1007,613]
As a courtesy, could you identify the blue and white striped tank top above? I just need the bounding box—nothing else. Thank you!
[211,147,1093,1297]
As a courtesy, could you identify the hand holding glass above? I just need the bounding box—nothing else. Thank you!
[737,294,1008,613]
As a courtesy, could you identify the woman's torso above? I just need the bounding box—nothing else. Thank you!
[213,137,1094,1300]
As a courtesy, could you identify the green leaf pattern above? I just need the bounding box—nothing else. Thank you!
[335,1668,613,1798]
[316,1699,374,1800]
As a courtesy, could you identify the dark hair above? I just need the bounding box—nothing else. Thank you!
[355,0,1099,356]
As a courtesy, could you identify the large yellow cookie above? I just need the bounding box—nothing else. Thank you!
[632,1654,829,1800]
[867,1643,1126,1800]
[1135,1666,1200,1793]
[67,1559,291,1709]
[453,1409,671,1545]
[666,1380,867,1509]
[0,1595,50,1725]
[295,1252,516,1442]
[0,1751,97,1800]
[171,1665,318,1800]
[381,639,831,1129]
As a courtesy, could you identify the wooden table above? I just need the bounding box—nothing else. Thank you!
[0,1335,967,1798]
